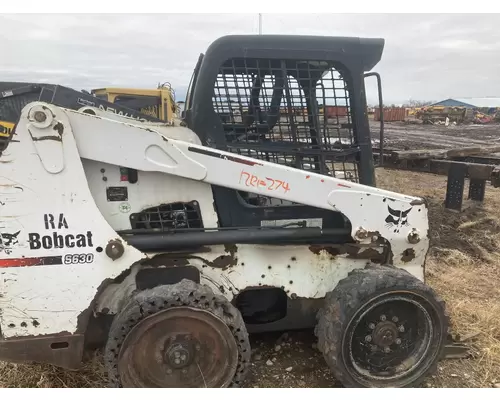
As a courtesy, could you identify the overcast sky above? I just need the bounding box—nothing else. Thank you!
[1,13,500,105]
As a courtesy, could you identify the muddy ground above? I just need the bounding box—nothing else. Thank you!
[370,120,500,152]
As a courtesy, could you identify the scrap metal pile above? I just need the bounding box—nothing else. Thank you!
[411,106,500,125]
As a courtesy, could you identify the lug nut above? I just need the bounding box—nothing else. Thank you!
[392,316,399,323]
[174,359,181,365]
[182,369,188,374]
[174,351,180,358]
[380,314,386,321]
[384,347,391,353]
[180,354,187,361]
[399,325,405,333]
[368,323,375,330]
[395,338,401,345]
[365,335,372,342]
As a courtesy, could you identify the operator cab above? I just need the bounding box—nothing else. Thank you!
[183,35,384,235]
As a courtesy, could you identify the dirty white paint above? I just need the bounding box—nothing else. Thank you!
[0,104,144,337]
[83,159,219,231]
[0,102,429,340]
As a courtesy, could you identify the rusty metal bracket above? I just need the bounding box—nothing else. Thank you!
[444,342,472,359]
[442,332,477,359]
[0,333,84,370]
[492,166,500,188]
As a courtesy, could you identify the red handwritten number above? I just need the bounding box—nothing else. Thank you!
[275,180,285,191]
[266,177,276,190]
[240,170,290,193]
[240,171,251,187]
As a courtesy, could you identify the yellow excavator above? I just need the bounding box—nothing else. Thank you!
[91,82,180,122]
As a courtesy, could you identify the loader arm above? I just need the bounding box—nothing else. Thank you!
[25,102,429,268]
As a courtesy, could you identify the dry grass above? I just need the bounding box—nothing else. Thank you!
[0,352,107,388]
[1,168,500,387]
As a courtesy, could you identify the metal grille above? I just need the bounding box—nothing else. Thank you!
[212,58,358,207]
[130,202,203,231]
[0,91,41,122]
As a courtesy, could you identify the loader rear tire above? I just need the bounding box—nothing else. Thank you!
[104,279,250,388]
[315,265,449,388]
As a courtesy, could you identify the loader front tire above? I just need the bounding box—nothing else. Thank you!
[315,265,449,388]
[104,279,250,388]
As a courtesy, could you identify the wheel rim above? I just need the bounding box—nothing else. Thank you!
[343,291,441,386]
[117,306,239,388]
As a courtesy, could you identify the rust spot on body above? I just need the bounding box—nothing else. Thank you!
[211,254,235,269]
[352,248,385,263]
[147,245,238,271]
[309,243,386,264]
[401,248,416,262]
[309,245,341,257]
[210,244,238,269]
[224,244,237,257]
[53,122,64,135]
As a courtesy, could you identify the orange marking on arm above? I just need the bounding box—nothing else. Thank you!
[240,170,251,186]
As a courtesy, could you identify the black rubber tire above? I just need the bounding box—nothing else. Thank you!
[315,265,449,388]
[104,279,251,388]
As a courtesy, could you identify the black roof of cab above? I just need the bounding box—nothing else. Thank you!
[202,34,385,72]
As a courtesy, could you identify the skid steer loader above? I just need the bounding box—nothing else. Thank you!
[0,35,450,388]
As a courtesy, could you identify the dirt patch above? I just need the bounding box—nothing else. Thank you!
[372,120,500,151]
[243,331,337,388]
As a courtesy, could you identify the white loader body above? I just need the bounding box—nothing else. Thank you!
[0,102,429,366]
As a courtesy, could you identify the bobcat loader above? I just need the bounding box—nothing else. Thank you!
[0,35,449,388]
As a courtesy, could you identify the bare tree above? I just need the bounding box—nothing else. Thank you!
[403,99,435,108]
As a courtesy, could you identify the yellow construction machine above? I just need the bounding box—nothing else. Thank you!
[0,82,180,142]
[91,82,179,122]
[0,120,14,138]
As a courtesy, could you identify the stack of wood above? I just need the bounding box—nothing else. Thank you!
[389,146,500,162]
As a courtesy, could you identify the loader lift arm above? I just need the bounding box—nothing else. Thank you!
[17,102,429,274]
